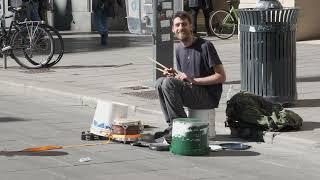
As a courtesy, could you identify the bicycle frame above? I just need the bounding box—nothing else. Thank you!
[220,5,238,28]
[229,5,238,23]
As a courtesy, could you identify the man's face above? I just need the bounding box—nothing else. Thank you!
[172,17,192,41]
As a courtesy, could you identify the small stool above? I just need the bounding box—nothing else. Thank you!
[185,108,216,139]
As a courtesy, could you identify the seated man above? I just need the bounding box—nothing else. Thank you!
[155,11,226,142]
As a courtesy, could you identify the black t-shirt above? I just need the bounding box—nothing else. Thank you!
[175,37,222,106]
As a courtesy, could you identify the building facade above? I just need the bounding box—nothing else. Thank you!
[1,0,318,40]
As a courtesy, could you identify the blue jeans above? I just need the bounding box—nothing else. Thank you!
[94,9,108,34]
[24,1,40,21]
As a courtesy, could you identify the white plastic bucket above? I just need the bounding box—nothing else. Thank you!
[90,100,128,136]
[185,108,216,139]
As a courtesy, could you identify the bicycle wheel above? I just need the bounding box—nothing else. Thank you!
[40,24,64,67]
[209,10,236,39]
[10,25,54,69]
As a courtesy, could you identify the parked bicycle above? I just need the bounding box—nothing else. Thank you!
[0,6,64,69]
[37,22,64,68]
[209,0,239,39]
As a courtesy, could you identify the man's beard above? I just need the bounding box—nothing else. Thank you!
[176,31,191,41]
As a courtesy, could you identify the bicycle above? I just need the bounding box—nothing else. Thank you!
[1,6,64,69]
[0,6,54,69]
[13,4,64,68]
[209,0,239,39]
[15,0,64,68]
[33,23,64,68]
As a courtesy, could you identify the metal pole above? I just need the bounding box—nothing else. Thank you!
[152,0,174,85]
[1,0,7,69]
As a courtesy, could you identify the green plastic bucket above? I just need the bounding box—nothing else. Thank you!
[170,118,209,156]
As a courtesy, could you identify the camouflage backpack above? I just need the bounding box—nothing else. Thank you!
[225,92,303,141]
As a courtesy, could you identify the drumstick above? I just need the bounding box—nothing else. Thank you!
[156,67,166,74]
[147,56,168,69]
[147,56,182,74]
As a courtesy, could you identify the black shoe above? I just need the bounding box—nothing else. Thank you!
[154,126,172,139]
[100,33,108,46]
[163,132,172,144]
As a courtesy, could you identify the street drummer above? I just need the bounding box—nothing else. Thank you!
[154,11,226,142]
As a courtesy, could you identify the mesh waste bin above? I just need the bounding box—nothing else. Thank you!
[237,8,299,104]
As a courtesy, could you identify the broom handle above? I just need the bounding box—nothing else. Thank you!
[63,140,111,148]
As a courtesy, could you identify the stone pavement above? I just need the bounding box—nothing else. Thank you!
[0,32,320,148]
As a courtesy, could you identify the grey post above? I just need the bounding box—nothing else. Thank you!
[1,0,7,69]
[152,0,174,84]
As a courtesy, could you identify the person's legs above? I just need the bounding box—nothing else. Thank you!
[155,77,188,125]
[155,77,216,141]
[190,7,199,34]
[100,11,108,45]
[202,8,212,35]
[156,77,216,124]
[156,77,188,125]
[94,10,108,45]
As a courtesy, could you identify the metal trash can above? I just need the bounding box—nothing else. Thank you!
[237,8,299,104]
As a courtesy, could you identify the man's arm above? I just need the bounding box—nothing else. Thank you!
[191,64,226,85]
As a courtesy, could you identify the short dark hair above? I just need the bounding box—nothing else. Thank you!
[173,11,192,24]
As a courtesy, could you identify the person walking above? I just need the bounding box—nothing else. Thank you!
[38,0,49,22]
[154,11,226,142]
[92,0,115,46]
[22,0,41,21]
[189,0,213,36]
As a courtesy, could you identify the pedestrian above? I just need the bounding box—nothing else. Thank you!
[38,0,49,22]
[154,11,226,142]
[92,0,115,46]
[189,0,213,36]
[22,0,41,21]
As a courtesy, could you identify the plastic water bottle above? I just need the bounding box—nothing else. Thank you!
[79,157,92,162]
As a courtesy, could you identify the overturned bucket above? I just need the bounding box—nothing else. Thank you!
[90,100,128,136]
[170,118,209,156]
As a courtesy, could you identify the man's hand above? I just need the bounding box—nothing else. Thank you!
[175,73,194,84]
[163,68,177,77]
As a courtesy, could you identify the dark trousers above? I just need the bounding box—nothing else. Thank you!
[190,7,211,34]
[155,77,217,125]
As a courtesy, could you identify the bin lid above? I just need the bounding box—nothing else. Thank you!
[256,0,283,9]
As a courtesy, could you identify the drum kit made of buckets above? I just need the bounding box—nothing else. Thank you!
[84,100,249,156]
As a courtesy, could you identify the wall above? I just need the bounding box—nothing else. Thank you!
[69,0,91,31]
[295,0,320,40]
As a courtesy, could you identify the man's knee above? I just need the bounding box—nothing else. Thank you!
[155,77,166,90]
[161,77,181,91]
[155,77,181,91]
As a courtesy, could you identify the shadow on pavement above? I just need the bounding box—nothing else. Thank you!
[300,122,320,131]
[213,135,249,142]
[293,99,320,107]
[0,151,68,157]
[207,150,260,157]
[63,36,152,54]
[297,76,320,82]
[50,63,133,70]
[0,117,29,123]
